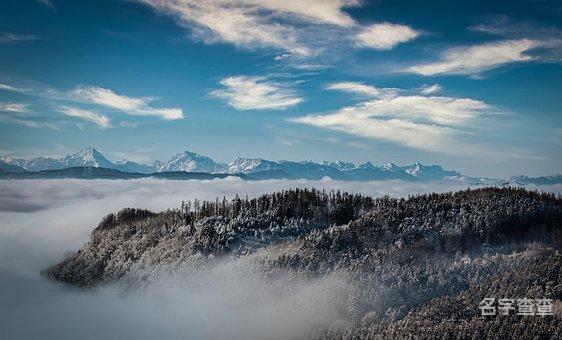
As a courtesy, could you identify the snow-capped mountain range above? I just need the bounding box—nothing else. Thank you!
[0,147,560,184]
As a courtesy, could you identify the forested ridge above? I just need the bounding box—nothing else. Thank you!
[45,187,562,338]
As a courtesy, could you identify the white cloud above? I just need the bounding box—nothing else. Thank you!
[0,83,26,92]
[0,115,60,130]
[326,82,486,125]
[291,63,330,71]
[36,0,54,8]
[293,113,459,154]
[356,23,419,50]
[351,95,487,126]
[407,39,539,76]
[0,32,38,43]
[326,82,397,98]
[292,82,492,154]
[211,76,303,110]
[0,81,183,124]
[133,1,424,58]
[0,102,29,114]
[420,84,442,95]
[0,102,60,129]
[58,106,111,129]
[134,0,359,55]
[70,86,184,120]
[238,0,358,27]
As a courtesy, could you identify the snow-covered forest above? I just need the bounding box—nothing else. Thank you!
[45,187,562,338]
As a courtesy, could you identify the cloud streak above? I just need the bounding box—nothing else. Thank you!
[0,80,184,127]
[407,39,539,76]
[211,76,303,110]
[292,81,493,155]
[326,82,397,98]
[0,102,61,129]
[0,32,38,44]
[133,0,359,55]
[0,83,27,92]
[70,86,184,120]
[134,0,417,58]
[58,106,111,129]
[36,0,54,8]
[293,113,459,153]
[0,102,30,114]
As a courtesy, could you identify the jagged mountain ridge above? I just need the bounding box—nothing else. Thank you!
[0,147,464,181]
[1,147,123,172]
[1,147,560,183]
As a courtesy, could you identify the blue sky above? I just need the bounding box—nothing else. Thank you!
[1,0,561,177]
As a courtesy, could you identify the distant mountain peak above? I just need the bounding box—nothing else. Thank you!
[404,163,460,181]
[59,147,113,168]
[381,162,399,171]
[357,161,376,169]
[157,150,226,173]
[178,150,205,158]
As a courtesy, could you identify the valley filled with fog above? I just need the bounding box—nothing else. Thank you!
[1,178,561,339]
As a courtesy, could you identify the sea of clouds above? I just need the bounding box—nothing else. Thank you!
[1,178,560,339]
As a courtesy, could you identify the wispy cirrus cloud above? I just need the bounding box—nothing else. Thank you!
[210,76,303,110]
[293,113,459,154]
[470,17,562,64]
[0,116,60,130]
[36,0,54,8]
[0,102,30,114]
[0,32,39,44]
[407,39,540,76]
[0,80,184,127]
[133,0,359,56]
[326,82,397,98]
[291,81,494,155]
[57,106,111,129]
[70,86,183,120]
[355,23,420,50]
[133,0,417,59]
[0,102,60,130]
[0,83,26,92]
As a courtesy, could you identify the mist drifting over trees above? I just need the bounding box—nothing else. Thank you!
[43,186,562,338]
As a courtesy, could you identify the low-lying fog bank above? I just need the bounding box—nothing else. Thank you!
[1,178,561,339]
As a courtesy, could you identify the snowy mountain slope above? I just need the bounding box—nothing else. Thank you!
[0,159,28,172]
[1,147,119,171]
[0,156,62,171]
[114,160,155,174]
[155,151,227,173]
[402,162,461,181]
[344,162,415,181]
[59,147,114,168]
[508,174,562,186]
[227,157,280,174]
[275,160,348,180]
[0,147,156,174]
[321,160,357,171]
